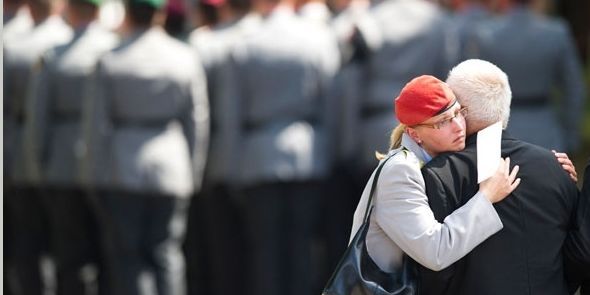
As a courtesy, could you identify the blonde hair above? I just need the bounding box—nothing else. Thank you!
[376,124,406,160]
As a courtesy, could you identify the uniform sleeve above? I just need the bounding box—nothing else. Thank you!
[181,53,210,192]
[80,60,112,189]
[317,28,341,170]
[374,158,502,271]
[213,54,242,185]
[23,54,52,183]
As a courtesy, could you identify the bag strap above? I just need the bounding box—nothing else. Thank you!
[362,150,401,223]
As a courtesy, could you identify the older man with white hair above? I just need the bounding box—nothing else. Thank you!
[417,59,588,295]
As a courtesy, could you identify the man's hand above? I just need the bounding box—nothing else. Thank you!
[553,150,578,183]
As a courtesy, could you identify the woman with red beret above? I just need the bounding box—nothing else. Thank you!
[349,75,520,275]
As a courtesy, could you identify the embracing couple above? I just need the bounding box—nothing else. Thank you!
[350,59,589,294]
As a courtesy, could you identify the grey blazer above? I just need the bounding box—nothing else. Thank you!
[84,27,209,197]
[218,7,340,187]
[4,15,73,185]
[29,23,119,188]
[477,7,586,151]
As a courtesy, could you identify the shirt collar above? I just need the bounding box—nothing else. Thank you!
[399,132,432,166]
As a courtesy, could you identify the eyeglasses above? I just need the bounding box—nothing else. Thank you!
[413,107,468,130]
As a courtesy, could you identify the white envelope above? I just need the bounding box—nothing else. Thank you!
[477,121,502,183]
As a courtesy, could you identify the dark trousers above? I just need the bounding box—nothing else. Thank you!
[101,191,188,295]
[45,188,105,295]
[6,185,50,295]
[240,181,323,295]
[319,166,371,289]
[185,184,246,295]
[5,182,15,295]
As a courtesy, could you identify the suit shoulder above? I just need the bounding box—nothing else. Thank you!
[424,148,474,172]
[506,138,553,159]
[503,139,575,186]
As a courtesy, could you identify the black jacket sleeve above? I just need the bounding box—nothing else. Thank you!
[418,166,461,295]
[564,160,590,293]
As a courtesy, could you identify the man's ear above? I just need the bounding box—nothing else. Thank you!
[406,127,422,145]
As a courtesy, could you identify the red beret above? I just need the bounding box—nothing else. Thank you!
[394,75,455,126]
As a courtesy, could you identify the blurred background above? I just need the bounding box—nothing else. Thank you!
[3,0,590,294]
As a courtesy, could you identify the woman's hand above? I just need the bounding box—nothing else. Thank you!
[480,157,521,203]
[552,150,578,183]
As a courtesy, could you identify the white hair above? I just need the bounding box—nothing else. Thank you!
[446,59,512,129]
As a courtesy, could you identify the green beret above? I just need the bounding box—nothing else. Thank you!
[129,0,166,9]
[71,0,103,7]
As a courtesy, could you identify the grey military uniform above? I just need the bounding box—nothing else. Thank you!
[220,7,339,187]
[3,14,72,295]
[25,22,120,295]
[329,0,376,165]
[358,0,456,171]
[84,26,209,295]
[186,14,262,295]
[31,22,119,188]
[477,7,586,151]
[188,14,260,81]
[4,15,73,185]
[452,4,492,60]
[218,7,339,295]
[188,13,260,185]
[3,7,33,177]
[85,27,209,197]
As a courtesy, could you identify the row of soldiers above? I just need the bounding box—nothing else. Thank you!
[3,0,586,294]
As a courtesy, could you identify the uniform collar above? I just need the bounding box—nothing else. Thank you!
[400,132,432,166]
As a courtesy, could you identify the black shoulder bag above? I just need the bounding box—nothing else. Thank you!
[322,153,419,295]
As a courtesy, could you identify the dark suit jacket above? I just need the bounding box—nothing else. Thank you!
[418,131,581,295]
[564,160,590,294]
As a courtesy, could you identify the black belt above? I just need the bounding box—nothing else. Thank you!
[243,117,319,132]
[111,118,171,128]
[511,96,550,108]
[52,112,81,124]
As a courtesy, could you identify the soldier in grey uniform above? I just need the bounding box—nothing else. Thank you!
[188,0,258,190]
[477,0,586,152]
[186,1,258,294]
[26,0,119,293]
[82,0,209,293]
[357,0,457,178]
[217,0,339,292]
[4,0,72,292]
[323,0,376,283]
[451,0,494,60]
[3,3,33,293]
